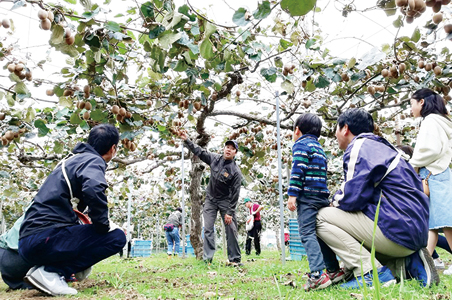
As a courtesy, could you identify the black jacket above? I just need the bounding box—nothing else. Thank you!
[185,139,242,215]
[19,143,111,239]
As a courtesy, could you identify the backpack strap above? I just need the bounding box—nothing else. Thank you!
[61,154,81,209]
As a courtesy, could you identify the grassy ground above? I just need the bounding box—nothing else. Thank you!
[1,250,452,299]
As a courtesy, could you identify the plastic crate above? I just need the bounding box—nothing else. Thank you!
[178,235,195,256]
[130,240,152,257]
[287,218,306,261]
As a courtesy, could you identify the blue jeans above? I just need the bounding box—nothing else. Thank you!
[19,224,126,279]
[296,196,332,273]
[165,227,180,255]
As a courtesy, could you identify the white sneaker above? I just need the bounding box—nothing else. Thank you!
[434,258,445,269]
[444,265,452,275]
[75,266,92,281]
[24,266,77,296]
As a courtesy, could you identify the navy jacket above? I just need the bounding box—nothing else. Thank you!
[184,139,242,215]
[19,143,111,239]
[332,133,429,251]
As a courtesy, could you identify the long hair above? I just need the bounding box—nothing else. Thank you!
[411,88,450,120]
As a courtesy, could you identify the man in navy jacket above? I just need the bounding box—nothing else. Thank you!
[19,124,126,296]
[316,109,439,288]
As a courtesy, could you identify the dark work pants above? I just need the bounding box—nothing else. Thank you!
[245,220,262,255]
[203,200,241,263]
[19,224,126,279]
[0,248,33,290]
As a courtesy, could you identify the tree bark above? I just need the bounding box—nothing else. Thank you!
[189,156,205,260]
[274,225,281,253]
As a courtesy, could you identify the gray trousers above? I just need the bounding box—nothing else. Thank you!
[203,200,241,262]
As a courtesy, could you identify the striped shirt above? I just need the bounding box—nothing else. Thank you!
[287,134,330,199]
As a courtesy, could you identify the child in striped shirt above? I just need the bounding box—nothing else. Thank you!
[287,113,344,291]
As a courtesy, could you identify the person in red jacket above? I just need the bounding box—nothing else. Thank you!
[244,198,263,256]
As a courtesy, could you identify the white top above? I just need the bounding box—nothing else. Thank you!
[410,114,452,175]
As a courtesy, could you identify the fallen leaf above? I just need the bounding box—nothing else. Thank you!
[204,291,217,298]
[350,293,363,300]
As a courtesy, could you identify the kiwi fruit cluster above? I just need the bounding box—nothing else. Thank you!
[418,60,443,75]
[380,63,406,79]
[37,9,54,31]
[7,62,32,81]
[1,128,26,146]
[64,27,75,45]
[1,19,11,29]
[367,85,386,96]
[111,105,132,122]
[121,138,137,151]
[397,0,451,25]
[283,65,295,76]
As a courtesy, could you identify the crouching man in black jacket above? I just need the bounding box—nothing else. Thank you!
[18,124,126,296]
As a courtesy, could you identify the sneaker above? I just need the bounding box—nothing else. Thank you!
[340,266,396,289]
[304,272,332,291]
[75,266,92,281]
[327,268,346,284]
[24,266,77,296]
[405,248,440,287]
[434,258,445,270]
[443,265,452,275]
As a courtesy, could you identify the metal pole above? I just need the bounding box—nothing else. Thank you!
[275,91,286,264]
[126,193,132,258]
[181,143,186,258]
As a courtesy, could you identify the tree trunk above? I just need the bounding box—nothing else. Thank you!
[189,156,205,260]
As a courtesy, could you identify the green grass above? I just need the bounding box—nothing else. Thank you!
[1,250,452,299]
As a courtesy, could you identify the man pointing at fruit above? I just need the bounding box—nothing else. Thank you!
[177,130,243,266]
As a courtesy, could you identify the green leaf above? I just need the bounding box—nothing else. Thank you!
[253,1,271,20]
[14,82,29,96]
[59,96,73,108]
[348,57,356,69]
[70,112,82,125]
[24,107,36,123]
[54,141,64,154]
[148,25,165,39]
[411,27,421,43]
[260,67,277,83]
[305,38,316,49]
[50,25,65,44]
[178,4,196,22]
[82,7,100,20]
[173,59,188,71]
[90,109,107,121]
[158,31,182,49]
[281,80,295,94]
[141,1,155,19]
[200,38,214,59]
[106,21,121,32]
[279,39,293,50]
[315,76,330,88]
[63,0,76,4]
[34,119,50,137]
[281,0,316,16]
[232,8,250,26]
[205,22,217,38]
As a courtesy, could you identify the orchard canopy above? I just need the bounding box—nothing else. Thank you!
[1,0,452,258]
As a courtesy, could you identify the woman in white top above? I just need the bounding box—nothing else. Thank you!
[409,88,452,264]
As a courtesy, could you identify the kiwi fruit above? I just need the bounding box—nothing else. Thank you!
[47,11,54,22]
[5,131,14,141]
[64,28,72,38]
[211,93,218,101]
[426,0,435,6]
[7,64,15,73]
[399,62,406,73]
[146,100,153,106]
[46,89,54,96]
[433,1,442,13]
[38,10,48,20]
[0,113,5,121]
[183,100,189,109]
[83,85,90,94]
[15,64,24,72]
[119,107,127,116]
[63,90,73,97]
[2,19,10,29]
[41,19,51,30]
[130,143,137,152]
[1,137,8,146]
[381,69,389,77]
[111,105,120,114]
[425,63,433,71]
[444,24,452,34]
[84,102,92,110]
[418,60,425,68]
[406,16,414,24]
[83,111,90,120]
[396,0,408,6]
[367,86,376,95]
[433,13,443,24]
[236,90,241,97]
[65,35,75,45]
[125,111,132,119]
[443,0,451,4]
[194,102,201,110]
[434,66,442,75]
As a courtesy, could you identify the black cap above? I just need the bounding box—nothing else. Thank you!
[225,140,239,151]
